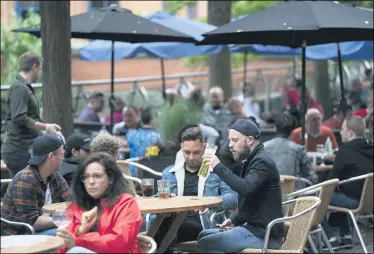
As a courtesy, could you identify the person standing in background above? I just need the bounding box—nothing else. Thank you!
[1,52,61,178]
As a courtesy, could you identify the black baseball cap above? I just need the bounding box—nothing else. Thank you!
[29,134,63,166]
[64,133,91,152]
[230,119,261,139]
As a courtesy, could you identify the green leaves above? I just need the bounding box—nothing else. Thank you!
[1,10,41,87]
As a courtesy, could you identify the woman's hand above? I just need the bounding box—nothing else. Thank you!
[79,206,98,234]
[56,228,76,249]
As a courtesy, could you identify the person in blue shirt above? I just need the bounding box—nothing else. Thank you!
[126,108,162,176]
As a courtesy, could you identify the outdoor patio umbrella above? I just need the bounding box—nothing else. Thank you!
[12,4,196,130]
[79,11,223,105]
[198,1,373,146]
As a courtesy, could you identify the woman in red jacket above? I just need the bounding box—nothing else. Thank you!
[56,152,143,253]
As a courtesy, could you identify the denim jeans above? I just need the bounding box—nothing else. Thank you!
[67,247,96,253]
[35,228,57,236]
[198,227,281,253]
[2,150,31,178]
[322,192,359,238]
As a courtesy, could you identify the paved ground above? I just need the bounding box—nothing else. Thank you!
[337,224,373,254]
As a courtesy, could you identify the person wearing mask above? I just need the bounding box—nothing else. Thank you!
[198,119,285,253]
[1,134,72,236]
[202,87,232,146]
[59,133,91,187]
[57,152,142,253]
[322,116,373,249]
[156,127,237,243]
[79,92,104,123]
[264,112,318,184]
[291,108,339,152]
[1,52,61,178]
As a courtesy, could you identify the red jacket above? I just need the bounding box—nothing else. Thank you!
[59,193,143,253]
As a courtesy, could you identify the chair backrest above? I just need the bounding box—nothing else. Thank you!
[117,161,137,193]
[138,234,157,253]
[280,175,296,215]
[356,172,373,213]
[281,196,320,253]
[280,175,296,197]
[313,178,339,225]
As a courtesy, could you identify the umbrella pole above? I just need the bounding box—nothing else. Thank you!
[160,58,166,102]
[243,46,248,85]
[110,40,115,133]
[337,42,348,116]
[301,41,307,146]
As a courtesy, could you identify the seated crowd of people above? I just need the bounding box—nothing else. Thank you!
[1,109,373,253]
[2,51,372,253]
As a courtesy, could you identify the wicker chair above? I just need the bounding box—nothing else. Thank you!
[138,234,157,253]
[240,196,321,253]
[280,175,313,215]
[327,173,373,253]
[284,178,339,253]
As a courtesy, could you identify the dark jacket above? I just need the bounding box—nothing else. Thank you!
[59,158,79,187]
[1,75,42,153]
[214,143,285,241]
[328,138,373,200]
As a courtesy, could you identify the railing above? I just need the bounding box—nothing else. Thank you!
[1,63,294,113]
[0,63,294,91]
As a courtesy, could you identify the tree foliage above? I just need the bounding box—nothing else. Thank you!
[1,10,42,86]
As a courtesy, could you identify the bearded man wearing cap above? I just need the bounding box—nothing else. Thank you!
[1,134,72,236]
[197,119,285,253]
[59,133,91,187]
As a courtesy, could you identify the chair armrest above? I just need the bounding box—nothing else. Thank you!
[1,179,12,183]
[124,160,163,177]
[261,199,321,253]
[295,177,313,186]
[209,210,227,228]
[1,217,36,235]
[122,173,142,185]
[284,186,321,199]
[338,173,371,186]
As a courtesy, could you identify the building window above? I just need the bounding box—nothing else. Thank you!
[187,3,196,19]
[15,0,40,19]
[88,0,118,11]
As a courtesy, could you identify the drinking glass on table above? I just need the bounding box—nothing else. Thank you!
[141,179,154,197]
[53,209,71,229]
[316,144,327,166]
[157,180,170,199]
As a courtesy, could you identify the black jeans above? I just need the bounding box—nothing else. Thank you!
[2,149,31,178]
[154,214,203,246]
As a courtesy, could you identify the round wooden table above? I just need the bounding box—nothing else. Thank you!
[1,235,65,253]
[42,196,223,214]
[314,164,333,172]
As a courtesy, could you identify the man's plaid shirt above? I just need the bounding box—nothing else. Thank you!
[1,165,72,235]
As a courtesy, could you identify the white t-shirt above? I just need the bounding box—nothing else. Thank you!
[43,183,52,216]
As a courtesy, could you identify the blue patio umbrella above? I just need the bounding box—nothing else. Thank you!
[80,11,224,102]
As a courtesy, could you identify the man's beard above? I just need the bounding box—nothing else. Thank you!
[232,145,251,162]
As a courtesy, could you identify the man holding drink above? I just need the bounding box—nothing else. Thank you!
[157,127,237,243]
[197,119,285,253]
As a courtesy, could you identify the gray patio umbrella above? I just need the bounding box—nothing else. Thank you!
[13,4,196,131]
[198,1,373,145]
